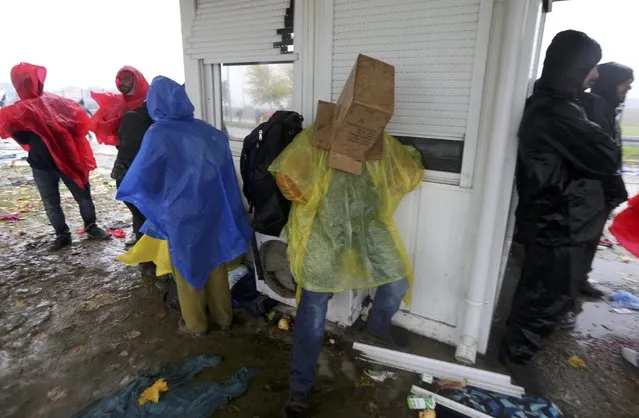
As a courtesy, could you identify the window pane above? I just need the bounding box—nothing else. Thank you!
[221,63,295,144]
[395,136,464,173]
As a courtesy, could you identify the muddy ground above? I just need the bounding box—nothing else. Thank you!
[1,154,639,417]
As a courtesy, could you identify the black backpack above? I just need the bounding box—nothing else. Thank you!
[240,110,303,236]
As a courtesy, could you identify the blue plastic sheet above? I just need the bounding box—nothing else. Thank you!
[74,356,258,418]
[446,387,563,417]
[611,290,639,310]
[116,77,252,290]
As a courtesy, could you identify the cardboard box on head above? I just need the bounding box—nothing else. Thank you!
[311,54,395,175]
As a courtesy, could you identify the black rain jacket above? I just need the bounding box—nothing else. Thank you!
[581,62,633,208]
[516,30,620,246]
[111,102,154,181]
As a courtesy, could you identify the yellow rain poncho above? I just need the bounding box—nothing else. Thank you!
[117,236,243,276]
[269,127,423,301]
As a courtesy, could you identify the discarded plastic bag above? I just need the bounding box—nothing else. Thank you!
[610,290,639,310]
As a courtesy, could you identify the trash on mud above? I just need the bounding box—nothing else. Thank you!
[568,355,586,369]
[421,373,434,384]
[71,346,85,354]
[440,386,564,418]
[125,330,142,339]
[419,410,436,418]
[14,300,25,308]
[137,378,169,406]
[355,376,376,388]
[108,228,126,239]
[48,386,69,402]
[411,385,493,418]
[0,213,21,221]
[619,256,633,264]
[407,394,436,410]
[73,356,258,418]
[364,369,397,383]
[120,350,129,357]
[610,290,639,310]
[278,316,291,331]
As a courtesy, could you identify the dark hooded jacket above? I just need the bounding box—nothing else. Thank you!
[581,62,633,208]
[111,102,153,181]
[516,30,620,246]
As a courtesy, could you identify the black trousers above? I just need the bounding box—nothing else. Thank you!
[115,178,146,239]
[503,242,594,364]
[32,168,97,237]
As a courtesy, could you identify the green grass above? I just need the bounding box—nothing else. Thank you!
[622,123,639,137]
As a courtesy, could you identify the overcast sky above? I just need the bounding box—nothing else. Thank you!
[0,0,185,89]
[0,0,637,97]
[541,0,639,97]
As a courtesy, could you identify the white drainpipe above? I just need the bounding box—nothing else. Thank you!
[455,0,531,365]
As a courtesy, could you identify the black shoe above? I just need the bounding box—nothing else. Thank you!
[498,347,544,395]
[49,234,72,251]
[85,224,112,240]
[283,390,309,418]
[556,311,577,330]
[579,281,605,299]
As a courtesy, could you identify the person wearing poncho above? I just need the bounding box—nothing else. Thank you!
[0,62,111,250]
[89,67,152,246]
[116,76,252,335]
[271,127,423,417]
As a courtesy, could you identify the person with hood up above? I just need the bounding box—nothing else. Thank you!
[565,63,632,304]
[116,76,252,335]
[90,67,151,246]
[501,31,620,392]
[0,63,111,250]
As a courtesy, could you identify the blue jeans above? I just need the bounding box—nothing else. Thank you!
[290,278,408,392]
[32,168,97,237]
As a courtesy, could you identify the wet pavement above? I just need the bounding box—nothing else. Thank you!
[0,150,638,417]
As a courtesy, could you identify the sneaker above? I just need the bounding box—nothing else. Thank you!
[556,311,577,330]
[85,224,112,240]
[283,390,309,418]
[49,234,72,251]
[579,281,605,299]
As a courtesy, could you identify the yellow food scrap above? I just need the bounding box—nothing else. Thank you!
[137,378,169,406]
[419,410,436,418]
[568,355,586,369]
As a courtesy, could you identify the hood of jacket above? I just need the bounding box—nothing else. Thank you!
[146,76,195,122]
[116,66,149,107]
[11,63,47,100]
[591,62,634,107]
[537,30,602,97]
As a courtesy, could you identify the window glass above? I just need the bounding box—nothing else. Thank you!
[221,63,294,143]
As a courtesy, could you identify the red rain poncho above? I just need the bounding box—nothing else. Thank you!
[610,194,639,257]
[88,66,149,146]
[0,63,95,187]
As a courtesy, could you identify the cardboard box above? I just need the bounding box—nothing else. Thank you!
[311,100,335,151]
[330,54,394,163]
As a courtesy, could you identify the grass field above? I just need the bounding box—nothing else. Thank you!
[622,123,639,137]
